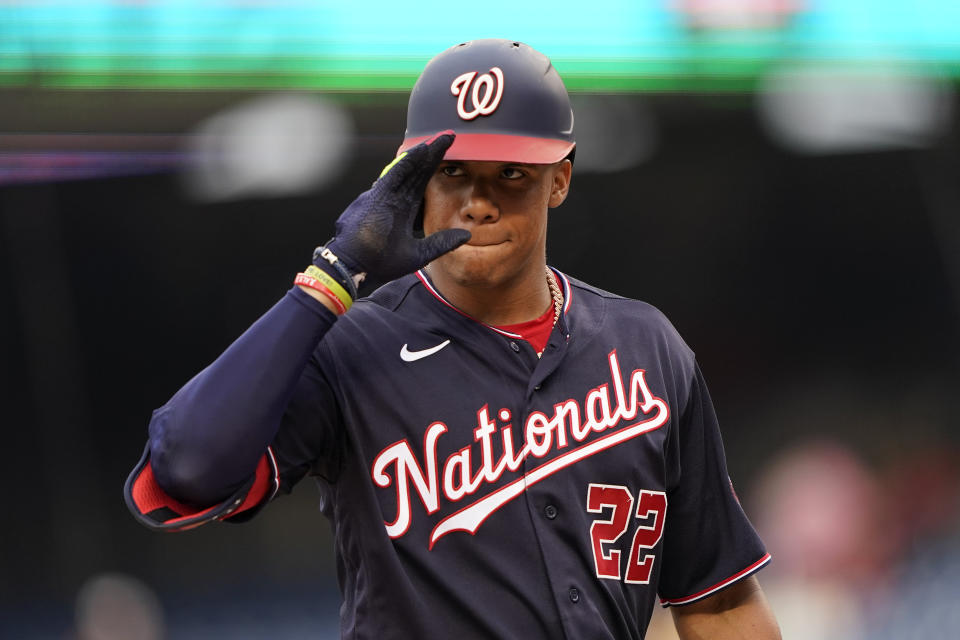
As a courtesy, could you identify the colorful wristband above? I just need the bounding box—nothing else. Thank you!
[304,264,354,306]
[294,272,351,314]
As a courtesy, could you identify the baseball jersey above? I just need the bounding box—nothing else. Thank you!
[127,267,769,639]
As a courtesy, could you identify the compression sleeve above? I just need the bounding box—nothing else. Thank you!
[144,286,338,507]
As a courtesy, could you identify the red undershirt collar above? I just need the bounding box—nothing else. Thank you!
[495,304,555,355]
[494,272,562,355]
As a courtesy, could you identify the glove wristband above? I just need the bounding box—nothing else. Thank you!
[294,267,353,314]
[313,244,361,301]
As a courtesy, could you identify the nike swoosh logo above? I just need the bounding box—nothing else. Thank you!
[400,340,451,362]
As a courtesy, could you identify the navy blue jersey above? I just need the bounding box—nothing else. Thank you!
[127,267,769,639]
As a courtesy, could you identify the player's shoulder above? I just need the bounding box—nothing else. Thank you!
[316,275,433,368]
[566,274,658,314]
[331,273,419,317]
[323,273,425,335]
[563,272,700,411]
[563,273,688,347]
[358,273,423,312]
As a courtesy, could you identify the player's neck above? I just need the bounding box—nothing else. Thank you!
[425,261,553,326]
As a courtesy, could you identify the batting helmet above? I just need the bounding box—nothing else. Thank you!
[398,39,575,164]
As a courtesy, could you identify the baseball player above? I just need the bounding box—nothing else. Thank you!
[126,39,780,639]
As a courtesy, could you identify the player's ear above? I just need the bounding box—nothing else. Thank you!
[548,159,572,208]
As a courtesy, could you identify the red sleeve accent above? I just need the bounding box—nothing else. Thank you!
[124,446,279,532]
[128,458,223,529]
[224,449,279,519]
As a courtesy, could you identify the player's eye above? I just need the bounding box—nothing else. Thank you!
[500,166,526,180]
[439,164,465,177]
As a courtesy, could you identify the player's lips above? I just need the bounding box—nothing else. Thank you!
[437,227,508,248]
[465,240,506,247]
[462,234,508,247]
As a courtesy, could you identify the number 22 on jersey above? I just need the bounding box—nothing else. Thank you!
[586,484,668,584]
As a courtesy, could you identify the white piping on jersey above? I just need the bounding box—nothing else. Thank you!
[415,270,521,339]
[659,553,772,606]
[414,267,571,340]
[553,267,573,315]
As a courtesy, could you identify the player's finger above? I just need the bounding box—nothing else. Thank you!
[406,131,455,193]
[376,131,455,192]
[418,228,471,264]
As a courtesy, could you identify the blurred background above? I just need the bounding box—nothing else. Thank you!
[2,1,959,638]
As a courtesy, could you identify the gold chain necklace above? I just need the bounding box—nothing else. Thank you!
[539,266,564,358]
[546,265,563,326]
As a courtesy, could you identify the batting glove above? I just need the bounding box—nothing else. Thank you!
[312,131,471,300]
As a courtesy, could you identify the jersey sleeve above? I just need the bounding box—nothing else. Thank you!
[656,363,770,606]
[124,286,346,531]
[256,342,346,497]
[124,444,280,531]
[124,347,344,530]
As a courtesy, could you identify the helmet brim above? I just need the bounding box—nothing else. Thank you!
[399,133,574,165]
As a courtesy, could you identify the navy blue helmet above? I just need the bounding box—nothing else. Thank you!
[399,39,576,164]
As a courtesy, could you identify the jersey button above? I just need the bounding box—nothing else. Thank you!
[534,384,542,391]
[544,504,558,519]
[568,587,580,603]
[509,341,521,352]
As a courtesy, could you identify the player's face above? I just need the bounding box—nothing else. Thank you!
[422,159,571,288]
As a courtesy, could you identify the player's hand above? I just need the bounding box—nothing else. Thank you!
[316,132,471,298]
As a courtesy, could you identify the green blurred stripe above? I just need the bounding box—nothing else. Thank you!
[0,71,765,92]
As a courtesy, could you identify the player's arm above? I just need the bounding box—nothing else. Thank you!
[127,133,469,524]
[671,576,781,640]
[656,360,779,633]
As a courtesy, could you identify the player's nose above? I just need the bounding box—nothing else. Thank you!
[459,180,500,223]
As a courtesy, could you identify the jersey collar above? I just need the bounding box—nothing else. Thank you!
[414,266,572,339]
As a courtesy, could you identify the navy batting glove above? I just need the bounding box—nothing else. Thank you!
[314,132,471,299]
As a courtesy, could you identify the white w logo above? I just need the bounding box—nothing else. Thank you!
[450,67,505,121]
